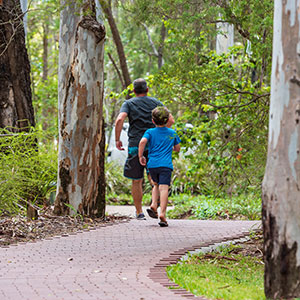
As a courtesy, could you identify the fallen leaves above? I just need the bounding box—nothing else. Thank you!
[0,208,129,246]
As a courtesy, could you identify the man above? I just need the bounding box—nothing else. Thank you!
[115,78,174,220]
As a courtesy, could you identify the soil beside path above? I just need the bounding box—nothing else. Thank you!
[0,212,259,300]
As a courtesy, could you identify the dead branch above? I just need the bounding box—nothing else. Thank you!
[202,254,239,261]
[107,52,125,90]
[141,23,159,57]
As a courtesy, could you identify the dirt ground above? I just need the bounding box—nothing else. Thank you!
[0,208,128,246]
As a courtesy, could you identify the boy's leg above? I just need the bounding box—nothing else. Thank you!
[158,184,169,222]
[147,172,160,208]
[151,182,159,211]
[146,168,159,218]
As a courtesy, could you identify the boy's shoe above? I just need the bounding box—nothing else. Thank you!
[136,213,146,220]
[147,208,158,219]
[158,221,168,227]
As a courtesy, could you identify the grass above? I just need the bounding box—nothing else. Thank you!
[167,245,265,300]
[0,128,57,214]
[106,192,261,220]
[167,194,261,220]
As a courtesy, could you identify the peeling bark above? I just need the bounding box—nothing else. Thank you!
[54,1,106,218]
[262,1,300,298]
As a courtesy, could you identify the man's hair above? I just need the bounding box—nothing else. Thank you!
[133,78,148,94]
[152,106,170,126]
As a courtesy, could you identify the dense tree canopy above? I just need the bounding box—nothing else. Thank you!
[24,0,274,197]
[102,0,273,196]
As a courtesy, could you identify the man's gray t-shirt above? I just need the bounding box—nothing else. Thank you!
[120,96,163,147]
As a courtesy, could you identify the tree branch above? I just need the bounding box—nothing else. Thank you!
[141,23,159,57]
[107,52,125,90]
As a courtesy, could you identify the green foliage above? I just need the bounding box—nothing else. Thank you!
[103,0,273,196]
[64,203,84,220]
[167,248,265,299]
[105,161,132,195]
[27,0,60,136]
[150,45,269,196]
[105,161,152,205]
[167,194,261,220]
[25,0,274,201]
[0,129,57,215]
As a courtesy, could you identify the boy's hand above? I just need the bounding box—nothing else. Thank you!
[139,156,147,166]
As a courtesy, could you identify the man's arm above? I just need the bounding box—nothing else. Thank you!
[138,137,148,166]
[115,112,128,151]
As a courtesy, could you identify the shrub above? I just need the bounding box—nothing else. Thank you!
[168,194,261,220]
[0,128,57,214]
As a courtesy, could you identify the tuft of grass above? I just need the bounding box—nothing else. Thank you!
[0,128,57,215]
[167,247,265,300]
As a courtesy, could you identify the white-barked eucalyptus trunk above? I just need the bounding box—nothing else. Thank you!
[262,1,300,298]
[54,1,106,217]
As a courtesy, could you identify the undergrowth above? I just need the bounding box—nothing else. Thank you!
[0,128,57,215]
[105,162,261,220]
[167,194,261,220]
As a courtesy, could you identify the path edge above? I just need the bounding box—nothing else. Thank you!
[148,228,261,299]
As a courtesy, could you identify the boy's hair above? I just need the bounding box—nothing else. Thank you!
[133,78,148,94]
[152,106,170,125]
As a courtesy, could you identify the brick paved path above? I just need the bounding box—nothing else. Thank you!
[0,218,259,300]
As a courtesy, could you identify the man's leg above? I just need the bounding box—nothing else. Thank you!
[158,184,169,222]
[132,179,143,215]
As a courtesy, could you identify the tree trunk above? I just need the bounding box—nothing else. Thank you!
[216,14,234,64]
[54,0,106,218]
[157,21,166,69]
[262,1,300,298]
[42,22,49,81]
[20,0,27,37]
[100,0,131,88]
[0,0,35,131]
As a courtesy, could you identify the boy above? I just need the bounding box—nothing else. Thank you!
[138,106,180,227]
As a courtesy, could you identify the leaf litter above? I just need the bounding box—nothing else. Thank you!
[0,207,129,246]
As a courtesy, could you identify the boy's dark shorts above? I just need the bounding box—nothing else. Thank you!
[124,147,148,180]
[148,167,172,186]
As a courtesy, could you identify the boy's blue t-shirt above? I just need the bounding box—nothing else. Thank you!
[143,127,181,170]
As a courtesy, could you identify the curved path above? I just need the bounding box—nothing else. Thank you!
[0,213,259,300]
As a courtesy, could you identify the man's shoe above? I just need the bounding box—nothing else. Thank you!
[136,213,146,220]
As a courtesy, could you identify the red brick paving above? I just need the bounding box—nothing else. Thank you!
[0,219,260,299]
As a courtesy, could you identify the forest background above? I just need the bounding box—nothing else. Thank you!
[0,0,273,218]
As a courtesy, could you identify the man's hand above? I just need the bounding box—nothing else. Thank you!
[139,156,147,166]
[116,140,125,151]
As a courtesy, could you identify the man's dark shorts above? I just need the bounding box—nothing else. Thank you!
[148,167,172,186]
[124,147,148,180]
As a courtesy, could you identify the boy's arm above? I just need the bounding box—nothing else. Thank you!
[138,137,148,166]
[173,143,180,152]
[173,132,181,152]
